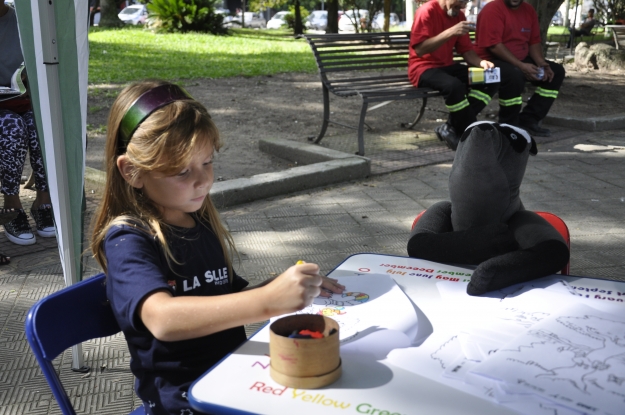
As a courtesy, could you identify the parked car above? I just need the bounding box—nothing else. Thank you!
[267,11,289,29]
[306,10,328,30]
[551,10,564,26]
[372,12,400,30]
[338,9,369,32]
[118,4,148,25]
[215,8,234,28]
[232,12,266,29]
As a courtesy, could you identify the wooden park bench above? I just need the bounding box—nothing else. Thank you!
[547,26,607,51]
[304,31,442,156]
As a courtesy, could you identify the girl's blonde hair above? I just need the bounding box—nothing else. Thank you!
[90,80,236,278]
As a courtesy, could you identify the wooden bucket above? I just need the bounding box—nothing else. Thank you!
[269,314,341,389]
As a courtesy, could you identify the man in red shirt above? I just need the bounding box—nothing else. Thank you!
[475,0,565,137]
[409,0,497,150]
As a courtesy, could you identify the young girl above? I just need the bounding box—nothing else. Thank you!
[90,80,344,415]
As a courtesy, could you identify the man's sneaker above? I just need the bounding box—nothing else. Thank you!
[435,122,460,151]
[519,119,551,137]
[2,209,36,246]
[31,204,56,238]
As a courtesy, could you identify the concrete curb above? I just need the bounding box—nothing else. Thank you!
[84,139,370,208]
[544,113,625,132]
[210,138,370,207]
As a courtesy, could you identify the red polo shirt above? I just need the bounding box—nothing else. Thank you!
[408,0,474,86]
[475,0,541,61]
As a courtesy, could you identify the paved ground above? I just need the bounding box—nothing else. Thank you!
[1,123,624,414]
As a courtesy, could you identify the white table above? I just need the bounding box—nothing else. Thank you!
[188,253,625,415]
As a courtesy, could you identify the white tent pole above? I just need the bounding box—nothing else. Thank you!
[35,0,85,370]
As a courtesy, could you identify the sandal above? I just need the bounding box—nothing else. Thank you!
[0,253,10,266]
[0,208,19,226]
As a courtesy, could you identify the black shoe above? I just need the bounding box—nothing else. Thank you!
[519,120,551,137]
[2,209,35,246]
[435,123,459,151]
[31,204,56,238]
[0,208,18,226]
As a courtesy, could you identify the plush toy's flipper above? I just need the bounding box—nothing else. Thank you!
[466,239,570,295]
[466,210,570,295]
[408,201,519,265]
[507,210,567,249]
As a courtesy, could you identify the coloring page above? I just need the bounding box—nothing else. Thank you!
[271,274,419,344]
[468,303,625,415]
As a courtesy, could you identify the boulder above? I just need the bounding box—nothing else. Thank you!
[574,42,596,69]
[575,42,625,71]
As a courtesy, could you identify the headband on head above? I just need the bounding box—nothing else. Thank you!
[117,84,193,154]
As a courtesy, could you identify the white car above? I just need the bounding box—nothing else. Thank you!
[338,9,369,32]
[118,4,148,25]
[306,10,328,30]
[267,11,289,29]
[372,12,400,30]
[215,8,234,28]
[231,12,267,29]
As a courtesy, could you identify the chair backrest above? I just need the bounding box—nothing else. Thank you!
[411,210,571,275]
[24,273,135,415]
[534,211,571,275]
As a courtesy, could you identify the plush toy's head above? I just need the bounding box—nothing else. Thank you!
[449,122,537,231]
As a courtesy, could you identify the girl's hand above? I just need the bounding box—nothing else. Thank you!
[318,276,346,298]
[263,263,322,315]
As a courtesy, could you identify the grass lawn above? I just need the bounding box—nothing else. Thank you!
[88,27,317,84]
[546,25,608,43]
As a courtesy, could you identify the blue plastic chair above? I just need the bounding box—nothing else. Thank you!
[24,273,144,415]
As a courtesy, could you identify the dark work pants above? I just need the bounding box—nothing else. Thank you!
[419,63,499,134]
[566,28,590,47]
[493,58,565,126]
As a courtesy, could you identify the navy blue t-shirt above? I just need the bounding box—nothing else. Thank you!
[105,218,249,415]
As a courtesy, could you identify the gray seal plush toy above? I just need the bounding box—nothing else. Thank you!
[407,122,570,296]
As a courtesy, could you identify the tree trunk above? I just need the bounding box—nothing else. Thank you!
[383,0,391,31]
[326,0,339,33]
[294,0,303,35]
[526,0,564,52]
[98,0,123,27]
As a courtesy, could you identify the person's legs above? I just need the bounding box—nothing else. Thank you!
[468,82,498,120]
[21,110,55,238]
[519,59,565,135]
[566,28,585,47]
[492,59,526,126]
[0,110,28,209]
[419,64,476,149]
[0,110,36,245]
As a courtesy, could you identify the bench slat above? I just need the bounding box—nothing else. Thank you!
[319,63,411,73]
[318,54,408,63]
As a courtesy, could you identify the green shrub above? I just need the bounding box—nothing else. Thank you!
[147,0,228,34]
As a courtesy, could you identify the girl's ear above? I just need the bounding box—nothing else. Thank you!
[116,155,144,189]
